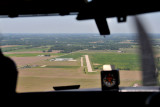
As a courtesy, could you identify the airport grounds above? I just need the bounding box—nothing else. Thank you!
[2,49,145,92]
[1,34,160,92]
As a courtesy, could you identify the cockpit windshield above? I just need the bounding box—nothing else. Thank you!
[0,13,160,93]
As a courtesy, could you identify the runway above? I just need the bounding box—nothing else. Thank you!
[85,55,93,72]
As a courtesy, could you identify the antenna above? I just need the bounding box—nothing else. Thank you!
[95,17,110,35]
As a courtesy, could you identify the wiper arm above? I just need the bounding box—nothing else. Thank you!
[135,16,158,86]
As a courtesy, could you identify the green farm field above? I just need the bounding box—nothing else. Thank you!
[5,53,64,57]
[2,33,160,92]
[58,51,141,71]
[1,45,50,52]
[4,49,143,93]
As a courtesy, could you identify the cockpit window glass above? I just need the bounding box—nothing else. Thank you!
[0,13,159,92]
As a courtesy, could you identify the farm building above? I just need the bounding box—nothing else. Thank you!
[103,65,115,71]
[37,54,51,57]
[50,58,76,61]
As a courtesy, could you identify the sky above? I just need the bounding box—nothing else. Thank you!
[0,12,160,34]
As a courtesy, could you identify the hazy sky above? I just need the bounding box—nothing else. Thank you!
[0,12,160,34]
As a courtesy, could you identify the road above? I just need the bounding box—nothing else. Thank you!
[81,57,83,67]
[85,55,93,72]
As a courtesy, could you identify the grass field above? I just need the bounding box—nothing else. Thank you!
[1,33,160,93]
[5,53,64,57]
[3,46,158,92]
[39,66,80,69]
[12,48,144,92]
[16,67,142,92]
[59,51,141,71]
[16,67,101,92]
[89,53,140,71]
[2,45,50,52]
[59,53,86,59]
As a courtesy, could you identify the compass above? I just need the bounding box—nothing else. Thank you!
[101,70,120,91]
[103,73,116,87]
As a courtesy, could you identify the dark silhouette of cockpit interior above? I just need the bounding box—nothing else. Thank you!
[0,49,18,96]
[0,0,160,106]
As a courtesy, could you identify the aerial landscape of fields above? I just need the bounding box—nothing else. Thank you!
[1,33,160,92]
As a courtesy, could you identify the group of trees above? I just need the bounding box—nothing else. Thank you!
[46,42,133,53]
[2,33,159,53]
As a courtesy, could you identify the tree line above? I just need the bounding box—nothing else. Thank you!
[0,33,147,53]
